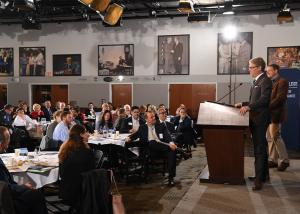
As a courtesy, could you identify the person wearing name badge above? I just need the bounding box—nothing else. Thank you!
[120,106,145,134]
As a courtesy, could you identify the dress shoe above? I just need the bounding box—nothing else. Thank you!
[248,175,270,182]
[277,162,289,171]
[268,161,278,168]
[168,177,175,187]
[252,179,263,191]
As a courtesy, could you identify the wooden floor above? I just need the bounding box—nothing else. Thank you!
[120,145,300,214]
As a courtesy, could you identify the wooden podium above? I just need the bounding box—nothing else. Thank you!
[197,101,249,185]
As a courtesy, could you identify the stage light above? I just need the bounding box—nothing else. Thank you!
[90,0,110,13]
[222,24,237,41]
[223,0,234,15]
[103,3,123,26]
[277,4,293,24]
[178,0,194,13]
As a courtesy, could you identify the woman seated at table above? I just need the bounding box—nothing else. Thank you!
[30,103,45,121]
[12,107,38,129]
[45,110,62,142]
[58,124,95,207]
[98,110,114,131]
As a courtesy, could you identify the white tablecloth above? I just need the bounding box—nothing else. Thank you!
[88,133,129,147]
[1,152,59,189]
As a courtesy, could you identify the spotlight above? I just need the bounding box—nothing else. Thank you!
[178,0,194,13]
[90,0,110,13]
[103,3,123,26]
[223,1,234,15]
[277,4,293,24]
[222,24,237,41]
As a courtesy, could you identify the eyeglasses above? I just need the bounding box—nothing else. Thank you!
[249,66,258,69]
[132,111,139,114]
[159,112,167,115]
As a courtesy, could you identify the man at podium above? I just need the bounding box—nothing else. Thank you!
[236,57,272,191]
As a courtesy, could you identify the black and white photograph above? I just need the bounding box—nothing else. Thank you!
[217,32,253,75]
[158,34,189,75]
[98,44,134,76]
[19,47,46,76]
[0,48,13,76]
[53,54,81,76]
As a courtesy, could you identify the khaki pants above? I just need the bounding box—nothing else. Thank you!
[266,123,289,164]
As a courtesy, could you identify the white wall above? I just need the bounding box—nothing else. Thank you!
[1,12,300,106]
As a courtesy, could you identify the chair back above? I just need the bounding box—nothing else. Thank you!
[0,181,16,214]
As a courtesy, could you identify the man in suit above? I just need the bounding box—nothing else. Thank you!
[266,64,289,171]
[127,112,178,186]
[236,57,272,191]
[157,107,175,134]
[171,36,183,74]
[0,126,47,214]
[41,100,55,121]
[120,106,145,133]
[0,104,14,129]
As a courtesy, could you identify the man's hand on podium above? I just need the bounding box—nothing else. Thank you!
[239,106,250,115]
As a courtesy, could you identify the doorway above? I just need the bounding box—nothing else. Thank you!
[31,84,68,107]
[0,84,7,108]
[169,84,216,119]
[111,84,132,108]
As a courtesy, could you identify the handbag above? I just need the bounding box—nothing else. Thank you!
[111,171,125,214]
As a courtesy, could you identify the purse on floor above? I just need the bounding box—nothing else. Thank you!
[111,171,125,214]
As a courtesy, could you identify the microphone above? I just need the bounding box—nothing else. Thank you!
[217,83,243,103]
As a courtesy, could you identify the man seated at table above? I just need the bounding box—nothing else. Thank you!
[126,112,180,186]
[53,111,73,143]
[120,106,145,134]
[0,126,48,214]
[157,107,175,134]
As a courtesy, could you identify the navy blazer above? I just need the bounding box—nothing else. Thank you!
[120,116,145,133]
[129,123,172,144]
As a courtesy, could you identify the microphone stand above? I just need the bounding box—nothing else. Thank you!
[216,82,243,104]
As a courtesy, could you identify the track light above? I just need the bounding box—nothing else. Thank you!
[277,4,293,24]
[223,0,234,15]
[104,3,123,26]
[178,0,195,13]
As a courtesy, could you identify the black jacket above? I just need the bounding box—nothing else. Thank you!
[41,106,56,121]
[0,110,13,128]
[59,148,95,206]
[120,116,145,133]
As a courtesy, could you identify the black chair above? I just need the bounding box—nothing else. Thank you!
[0,181,16,214]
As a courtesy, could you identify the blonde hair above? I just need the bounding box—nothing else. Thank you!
[33,103,41,111]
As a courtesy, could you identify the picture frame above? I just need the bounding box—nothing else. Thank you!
[267,46,300,69]
[0,48,14,77]
[217,32,253,75]
[98,44,134,76]
[53,54,81,76]
[19,47,46,76]
[158,34,190,75]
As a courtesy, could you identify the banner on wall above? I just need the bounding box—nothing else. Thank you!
[279,68,300,150]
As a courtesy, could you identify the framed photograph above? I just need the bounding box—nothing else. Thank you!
[267,46,300,69]
[53,54,81,76]
[217,32,253,75]
[0,48,13,76]
[98,44,134,76]
[19,47,46,76]
[158,34,190,75]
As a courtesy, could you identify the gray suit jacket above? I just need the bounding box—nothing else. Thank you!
[243,72,272,126]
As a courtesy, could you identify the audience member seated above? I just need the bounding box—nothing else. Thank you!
[45,110,62,145]
[114,108,126,131]
[53,111,73,143]
[126,112,179,186]
[85,102,96,118]
[30,103,45,121]
[175,104,186,116]
[95,103,110,130]
[0,126,48,214]
[13,107,38,129]
[120,106,145,134]
[19,102,30,116]
[124,104,131,118]
[0,104,14,129]
[58,124,95,207]
[157,107,175,134]
[98,110,114,131]
[173,108,194,152]
[41,100,55,121]
[139,105,147,119]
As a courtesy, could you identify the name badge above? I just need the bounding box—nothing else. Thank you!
[128,122,133,125]
[175,126,177,130]
[159,133,163,139]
